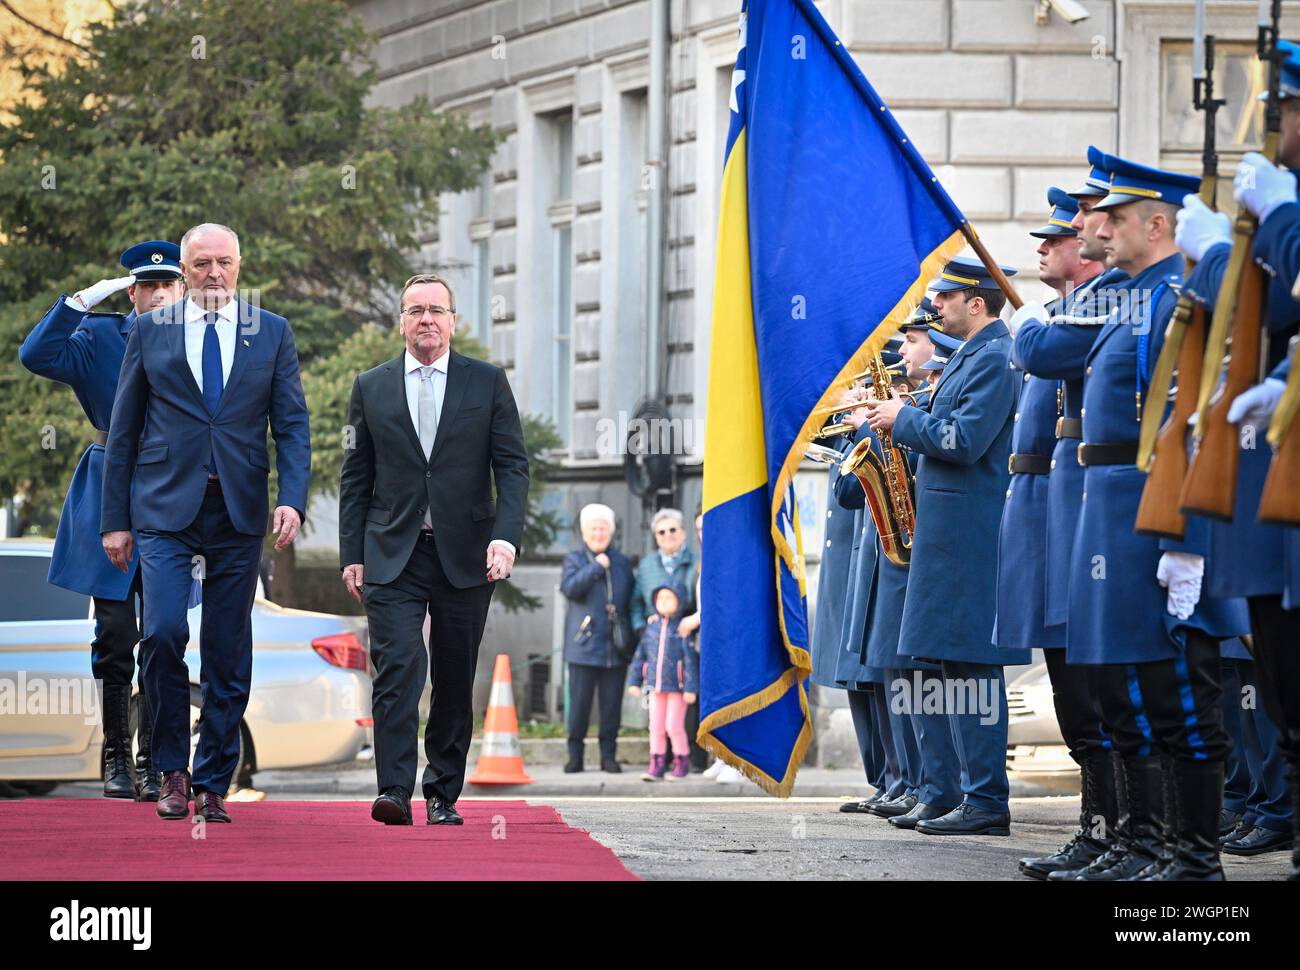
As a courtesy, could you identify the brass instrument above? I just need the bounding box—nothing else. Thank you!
[838,352,916,567]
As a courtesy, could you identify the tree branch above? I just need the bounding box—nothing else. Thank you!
[0,0,90,54]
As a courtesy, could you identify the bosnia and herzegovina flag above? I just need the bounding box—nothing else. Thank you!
[698,0,971,797]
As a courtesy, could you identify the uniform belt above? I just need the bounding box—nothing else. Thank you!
[1076,442,1138,466]
[1008,453,1052,476]
[1055,417,1082,440]
[93,431,108,446]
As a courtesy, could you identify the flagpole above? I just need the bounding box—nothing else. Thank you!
[960,223,1023,310]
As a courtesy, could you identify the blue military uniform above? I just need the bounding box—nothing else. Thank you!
[890,256,1022,831]
[20,301,140,600]
[1007,174,1134,879]
[1056,157,1249,881]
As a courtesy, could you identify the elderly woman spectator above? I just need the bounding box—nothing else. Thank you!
[631,508,697,639]
[560,503,635,774]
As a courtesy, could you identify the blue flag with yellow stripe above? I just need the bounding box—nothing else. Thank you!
[699,0,971,797]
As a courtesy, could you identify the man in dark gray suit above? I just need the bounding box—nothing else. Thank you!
[338,273,529,826]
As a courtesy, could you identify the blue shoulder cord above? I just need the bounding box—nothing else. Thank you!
[1136,276,1178,421]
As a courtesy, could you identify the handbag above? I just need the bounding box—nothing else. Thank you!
[603,564,631,662]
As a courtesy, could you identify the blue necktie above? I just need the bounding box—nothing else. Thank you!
[201,313,223,477]
[201,313,223,414]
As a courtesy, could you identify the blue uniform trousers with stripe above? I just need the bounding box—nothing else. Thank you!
[1092,632,1228,765]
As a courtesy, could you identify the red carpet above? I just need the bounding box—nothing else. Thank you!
[0,799,637,881]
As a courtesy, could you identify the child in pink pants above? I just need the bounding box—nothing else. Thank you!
[627,582,699,780]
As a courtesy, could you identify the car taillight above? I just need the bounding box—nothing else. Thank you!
[312,632,369,674]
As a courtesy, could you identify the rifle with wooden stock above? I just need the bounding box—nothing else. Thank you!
[1136,19,1223,539]
[1180,0,1283,522]
[1258,339,1300,522]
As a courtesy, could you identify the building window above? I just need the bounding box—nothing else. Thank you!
[539,108,575,447]
[1162,41,1264,156]
[468,170,493,349]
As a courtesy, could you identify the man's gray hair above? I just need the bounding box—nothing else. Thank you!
[650,508,685,531]
[180,223,241,261]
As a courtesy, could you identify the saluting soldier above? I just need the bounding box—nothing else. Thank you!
[1045,158,1250,881]
[18,241,186,802]
[1172,45,1300,868]
[865,256,1024,837]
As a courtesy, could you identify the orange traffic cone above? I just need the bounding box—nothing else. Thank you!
[468,654,533,785]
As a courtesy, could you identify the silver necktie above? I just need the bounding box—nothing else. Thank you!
[418,366,438,529]
[418,365,438,459]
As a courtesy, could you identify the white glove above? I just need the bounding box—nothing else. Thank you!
[70,275,135,310]
[1009,300,1048,332]
[1175,195,1231,261]
[1226,377,1286,426]
[1156,551,1204,621]
[1234,152,1297,223]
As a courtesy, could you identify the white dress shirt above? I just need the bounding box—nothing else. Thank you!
[401,349,514,559]
[183,297,238,393]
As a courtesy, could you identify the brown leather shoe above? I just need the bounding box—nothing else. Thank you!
[157,769,191,819]
[194,790,231,823]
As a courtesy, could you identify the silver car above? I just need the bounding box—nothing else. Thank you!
[0,539,373,792]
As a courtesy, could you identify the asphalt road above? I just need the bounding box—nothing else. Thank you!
[548,796,1294,882]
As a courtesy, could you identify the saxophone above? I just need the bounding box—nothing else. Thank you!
[839,352,917,567]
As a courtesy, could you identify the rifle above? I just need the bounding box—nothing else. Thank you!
[1136,18,1223,539]
[1180,0,1282,521]
[1258,338,1300,522]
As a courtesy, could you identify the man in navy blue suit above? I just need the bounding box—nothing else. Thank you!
[20,240,185,802]
[101,223,311,823]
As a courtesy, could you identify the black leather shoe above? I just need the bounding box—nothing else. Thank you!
[563,759,583,773]
[1218,808,1244,838]
[889,802,956,830]
[1218,820,1253,846]
[371,786,412,826]
[838,799,876,814]
[870,793,919,818]
[601,758,622,774]
[1019,833,1107,880]
[1222,824,1292,856]
[427,797,464,825]
[915,803,1011,837]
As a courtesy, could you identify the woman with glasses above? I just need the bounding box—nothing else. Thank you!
[631,508,697,640]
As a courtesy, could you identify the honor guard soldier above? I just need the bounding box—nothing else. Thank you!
[1051,157,1249,881]
[1013,152,1136,876]
[997,186,1112,879]
[1173,43,1300,868]
[19,240,186,801]
[865,256,1023,837]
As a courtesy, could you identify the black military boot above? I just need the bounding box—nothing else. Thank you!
[1144,761,1225,881]
[1134,754,1181,879]
[1020,749,1110,880]
[100,683,137,799]
[1063,754,1166,881]
[134,690,161,802]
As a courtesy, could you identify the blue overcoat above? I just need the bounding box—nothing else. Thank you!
[1065,253,1249,665]
[892,320,1028,666]
[810,433,861,689]
[18,297,140,599]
